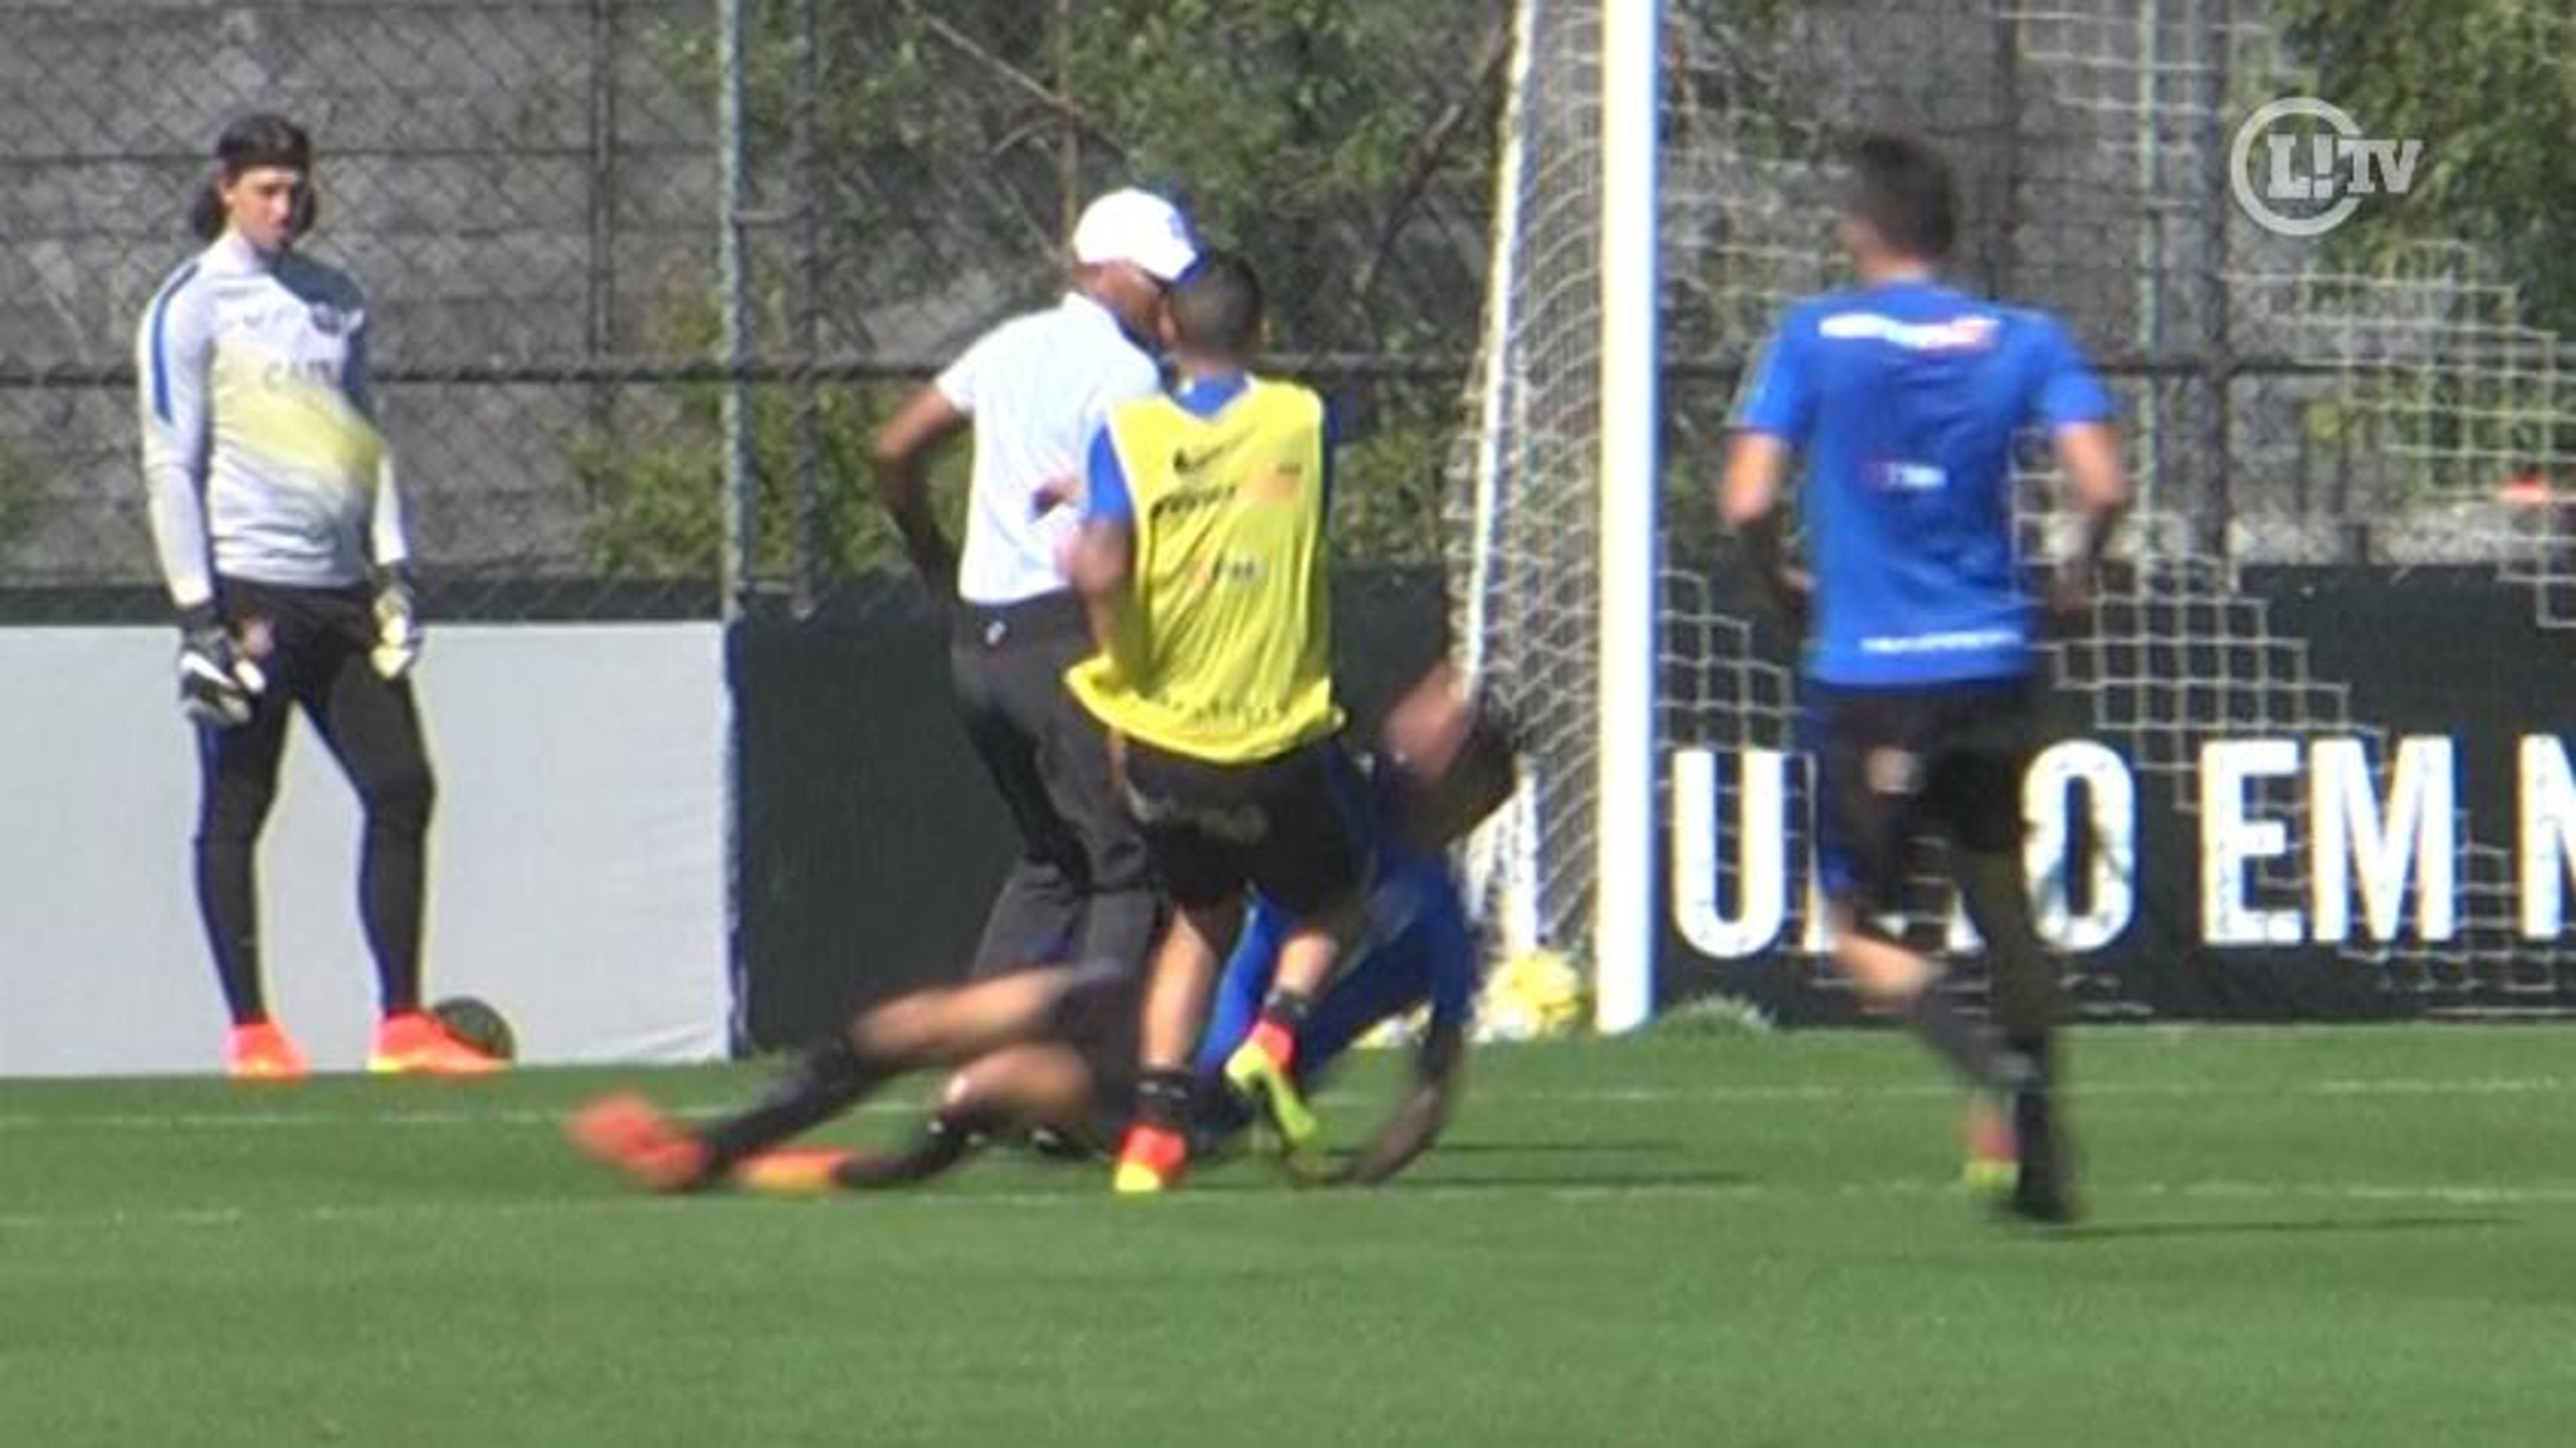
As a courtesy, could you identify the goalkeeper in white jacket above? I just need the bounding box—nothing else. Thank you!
[135,112,494,1080]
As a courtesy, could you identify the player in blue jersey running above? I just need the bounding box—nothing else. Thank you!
[1721,134,2129,1223]
[566,666,1511,1193]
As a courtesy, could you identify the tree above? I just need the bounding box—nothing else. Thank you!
[573,0,1505,587]
[2276,0,2576,333]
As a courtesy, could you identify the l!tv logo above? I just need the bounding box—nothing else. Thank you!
[2229,97,2422,238]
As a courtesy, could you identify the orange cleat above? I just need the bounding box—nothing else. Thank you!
[565,1091,712,1192]
[1111,1123,1189,1195]
[225,1021,309,1082]
[368,1010,505,1076]
[734,1147,856,1198]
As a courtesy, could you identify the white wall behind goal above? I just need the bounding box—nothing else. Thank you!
[0,625,729,1077]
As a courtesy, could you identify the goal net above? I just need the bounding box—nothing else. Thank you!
[1451,0,2576,1024]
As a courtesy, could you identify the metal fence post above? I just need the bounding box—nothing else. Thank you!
[2198,0,2235,566]
[717,0,755,623]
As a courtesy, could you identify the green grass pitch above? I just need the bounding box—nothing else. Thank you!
[5,1025,2575,1445]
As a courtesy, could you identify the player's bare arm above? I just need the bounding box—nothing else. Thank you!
[868,384,968,592]
[1064,516,1133,648]
[2047,419,2131,615]
[1720,430,1809,625]
[1332,1023,1466,1187]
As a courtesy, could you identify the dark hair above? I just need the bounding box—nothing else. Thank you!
[1843,132,1955,261]
[1166,249,1264,358]
[188,112,317,242]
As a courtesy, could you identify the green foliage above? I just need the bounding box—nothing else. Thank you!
[568,377,967,582]
[1059,0,1474,338]
[1334,382,1463,566]
[2275,0,2576,332]
[574,0,1499,580]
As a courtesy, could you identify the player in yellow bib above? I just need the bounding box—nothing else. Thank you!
[1064,251,1368,1192]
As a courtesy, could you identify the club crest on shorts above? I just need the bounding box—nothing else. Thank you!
[1864,746,1921,796]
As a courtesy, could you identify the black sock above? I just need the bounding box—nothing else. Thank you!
[1135,1070,1193,1134]
[696,1039,882,1174]
[1258,988,1313,1031]
[1902,988,2002,1093]
[2000,1033,2055,1096]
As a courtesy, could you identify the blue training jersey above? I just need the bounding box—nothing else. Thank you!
[1733,278,2113,687]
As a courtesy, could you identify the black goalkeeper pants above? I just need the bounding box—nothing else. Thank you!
[195,577,436,1025]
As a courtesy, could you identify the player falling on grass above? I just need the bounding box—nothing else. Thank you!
[1061,249,1371,1194]
[136,113,496,1080]
[1721,133,2128,1223]
[564,665,1513,1194]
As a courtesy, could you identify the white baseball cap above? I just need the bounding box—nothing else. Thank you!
[1071,188,1199,283]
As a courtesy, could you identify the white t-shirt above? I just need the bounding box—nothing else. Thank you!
[936,292,1161,605]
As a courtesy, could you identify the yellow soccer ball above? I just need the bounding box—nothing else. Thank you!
[1478,948,1589,1041]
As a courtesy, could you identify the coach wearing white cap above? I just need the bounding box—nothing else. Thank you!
[868,188,1199,982]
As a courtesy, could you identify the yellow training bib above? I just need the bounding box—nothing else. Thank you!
[1067,376,1342,764]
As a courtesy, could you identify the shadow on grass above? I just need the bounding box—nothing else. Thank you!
[1424,1139,1681,1157]
[1397,1165,1756,1193]
[2049,1213,2514,1243]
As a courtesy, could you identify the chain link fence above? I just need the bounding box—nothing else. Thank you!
[0,0,1500,622]
[1440,0,2576,1008]
[5,1,2569,627]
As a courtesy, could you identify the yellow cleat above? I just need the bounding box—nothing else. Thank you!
[1960,1095,2017,1198]
[1112,1161,1174,1195]
[1223,1039,1322,1159]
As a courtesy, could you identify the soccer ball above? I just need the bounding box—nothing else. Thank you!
[1476,949,1589,1041]
[429,996,516,1062]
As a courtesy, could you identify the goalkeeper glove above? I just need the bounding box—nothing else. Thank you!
[370,568,423,680]
[176,602,265,729]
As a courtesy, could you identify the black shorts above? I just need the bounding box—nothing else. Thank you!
[1809,676,2039,916]
[1120,736,1370,916]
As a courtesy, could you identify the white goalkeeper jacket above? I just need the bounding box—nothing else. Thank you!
[134,229,409,609]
